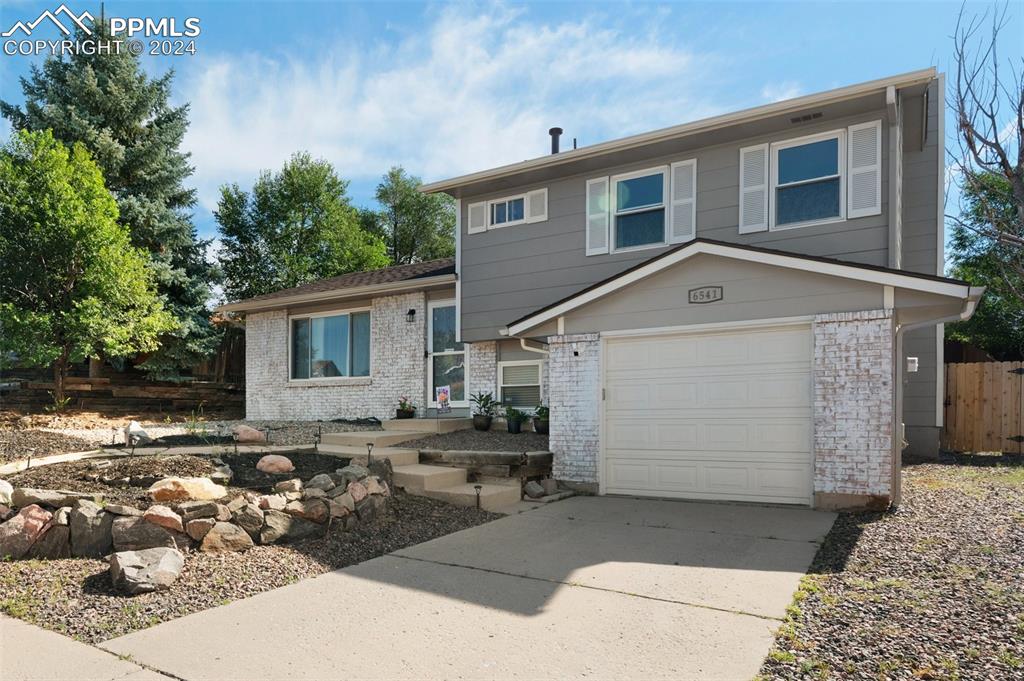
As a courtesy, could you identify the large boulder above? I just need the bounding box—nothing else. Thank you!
[0,479,12,505]
[70,500,114,558]
[143,505,184,533]
[11,488,100,509]
[305,474,335,492]
[259,509,320,544]
[256,454,293,473]
[284,499,328,524]
[109,547,184,594]
[148,477,227,503]
[233,425,267,444]
[28,522,71,559]
[0,504,52,559]
[112,516,186,552]
[232,503,264,539]
[200,522,254,552]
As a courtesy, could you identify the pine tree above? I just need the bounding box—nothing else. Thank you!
[1,22,218,379]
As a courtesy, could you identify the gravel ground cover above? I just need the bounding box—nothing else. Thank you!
[404,429,549,452]
[0,429,97,465]
[4,451,349,507]
[759,461,1024,680]
[0,492,500,643]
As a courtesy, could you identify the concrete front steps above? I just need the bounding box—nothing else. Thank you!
[320,430,429,448]
[392,463,521,511]
[316,444,420,467]
[382,417,472,434]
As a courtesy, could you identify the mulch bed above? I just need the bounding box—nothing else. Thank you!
[0,430,97,466]
[759,462,1024,680]
[0,492,500,644]
[404,429,549,452]
[4,451,351,508]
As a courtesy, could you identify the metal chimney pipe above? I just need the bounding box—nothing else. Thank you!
[549,127,563,154]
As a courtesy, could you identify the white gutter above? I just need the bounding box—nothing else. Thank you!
[421,68,936,194]
[519,338,549,355]
[216,273,457,313]
[889,286,984,506]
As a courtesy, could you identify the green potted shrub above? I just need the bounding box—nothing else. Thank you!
[532,404,549,435]
[470,392,500,431]
[504,406,527,434]
[396,396,416,419]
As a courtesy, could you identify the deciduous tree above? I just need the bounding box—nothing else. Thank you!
[362,166,455,265]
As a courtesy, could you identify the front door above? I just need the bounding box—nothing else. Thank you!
[428,301,467,407]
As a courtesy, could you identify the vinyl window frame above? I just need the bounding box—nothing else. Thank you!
[287,306,372,384]
[769,128,847,231]
[487,194,527,229]
[610,165,670,253]
[427,298,469,407]
[497,359,543,409]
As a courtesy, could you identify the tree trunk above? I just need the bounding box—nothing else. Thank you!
[88,356,103,378]
[52,353,68,405]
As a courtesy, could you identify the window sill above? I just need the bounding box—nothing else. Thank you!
[770,215,846,232]
[288,377,372,388]
[611,241,669,254]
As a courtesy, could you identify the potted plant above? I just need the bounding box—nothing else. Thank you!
[396,396,416,419]
[504,406,527,434]
[532,404,549,435]
[470,392,500,431]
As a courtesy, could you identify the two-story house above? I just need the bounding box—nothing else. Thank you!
[222,68,982,511]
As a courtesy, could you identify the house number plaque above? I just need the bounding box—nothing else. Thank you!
[688,286,723,304]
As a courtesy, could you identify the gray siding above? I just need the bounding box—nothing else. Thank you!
[460,106,893,343]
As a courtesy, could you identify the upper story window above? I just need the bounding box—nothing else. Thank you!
[290,310,371,380]
[490,196,525,227]
[771,131,845,228]
[612,167,668,250]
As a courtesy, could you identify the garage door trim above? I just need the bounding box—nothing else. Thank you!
[598,316,814,505]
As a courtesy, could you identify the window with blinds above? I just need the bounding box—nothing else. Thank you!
[498,361,542,408]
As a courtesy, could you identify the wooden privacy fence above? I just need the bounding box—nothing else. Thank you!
[942,362,1024,454]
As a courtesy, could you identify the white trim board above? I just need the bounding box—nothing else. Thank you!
[506,240,972,336]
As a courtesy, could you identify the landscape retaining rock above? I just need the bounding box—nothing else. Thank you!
[348,481,368,503]
[258,494,287,511]
[0,504,52,559]
[148,477,227,502]
[336,464,370,486]
[233,503,264,538]
[0,479,12,505]
[260,509,320,544]
[305,473,335,491]
[69,500,114,558]
[232,424,266,444]
[28,522,71,559]
[284,499,328,524]
[11,488,99,509]
[185,517,216,541]
[112,515,187,552]
[200,522,254,552]
[256,454,293,473]
[274,479,302,493]
[143,505,184,533]
[109,547,184,594]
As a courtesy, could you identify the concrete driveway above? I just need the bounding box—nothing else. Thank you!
[99,496,835,680]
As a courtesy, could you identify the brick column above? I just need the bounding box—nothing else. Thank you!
[467,341,497,400]
[547,333,600,490]
[813,309,895,509]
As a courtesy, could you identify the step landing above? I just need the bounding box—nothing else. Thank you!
[321,430,429,448]
[382,418,473,434]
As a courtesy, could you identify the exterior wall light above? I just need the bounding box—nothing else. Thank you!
[406,309,417,324]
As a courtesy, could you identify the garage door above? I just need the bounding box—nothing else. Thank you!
[603,324,812,504]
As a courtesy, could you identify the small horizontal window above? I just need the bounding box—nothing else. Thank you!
[291,311,370,380]
[772,133,844,228]
[498,361,542,409]
[490,197,525,226]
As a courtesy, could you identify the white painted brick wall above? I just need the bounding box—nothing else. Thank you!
[467,341,497,401]
[245,292,426,420]
[547,334,600,484]
[813,309,895,497]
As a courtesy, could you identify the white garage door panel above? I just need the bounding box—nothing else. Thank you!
[603,324,813,505]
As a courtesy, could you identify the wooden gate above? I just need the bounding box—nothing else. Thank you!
[941,362,1024,454]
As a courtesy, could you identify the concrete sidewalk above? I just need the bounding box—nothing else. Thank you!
[93,496,834,680]
[0,616,169,681]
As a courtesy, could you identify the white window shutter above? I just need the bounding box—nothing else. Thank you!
[738,143,769,233]
[847,120,882,218]
[669,159,697,244]
[586,177,609,255]
[525,188,548,223]
[467,201,487,234]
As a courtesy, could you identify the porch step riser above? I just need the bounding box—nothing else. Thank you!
[321,431,429,447]
[422,484,522,512]
[316,445,420,467]
[382,418,473,433]
[393,464,467,491]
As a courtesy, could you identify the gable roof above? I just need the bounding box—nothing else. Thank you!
[421,68,936,195]
[504,239,975,336]
[218,258,456,313]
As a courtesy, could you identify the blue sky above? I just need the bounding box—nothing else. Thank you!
[2,0,1022,245]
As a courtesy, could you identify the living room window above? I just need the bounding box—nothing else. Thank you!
[611,167,668,251]
[770,130,845,229]
[290,310,371,380]
[498,361,542,408]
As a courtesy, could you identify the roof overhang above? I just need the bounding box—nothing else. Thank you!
[504,240,979,337]
[421,68,936,196]
[216,273,457,314]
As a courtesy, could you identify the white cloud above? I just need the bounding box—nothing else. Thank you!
[179,5,724,214]
[760,80,802,103]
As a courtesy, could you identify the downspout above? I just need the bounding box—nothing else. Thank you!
[519,338,549,355]
[889,287,984,506]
